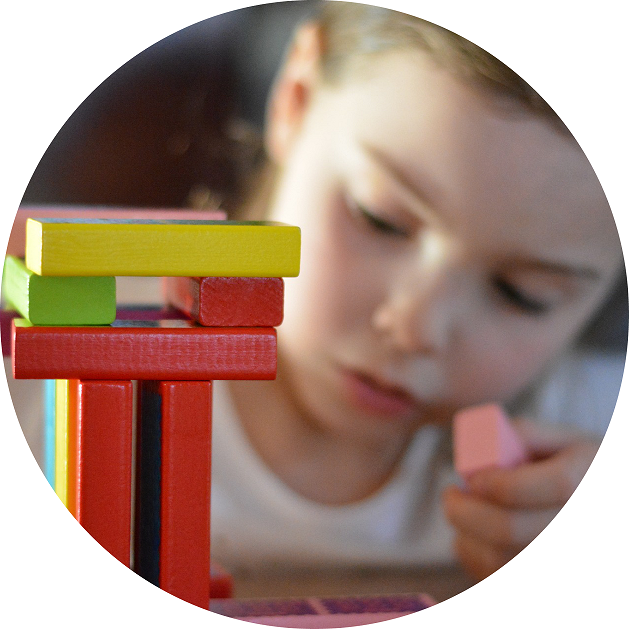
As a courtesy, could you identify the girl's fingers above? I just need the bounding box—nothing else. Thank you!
[453,532,519,582]
[466,440,599,509]
[443,485,560,549]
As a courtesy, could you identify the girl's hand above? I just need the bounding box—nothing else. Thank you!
[443,419,600,581]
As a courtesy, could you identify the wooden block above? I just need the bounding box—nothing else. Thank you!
[8,206,226,257]
[43,379,56,486]
[54,379,68,506]
[1,310,18,357]
[210,562,234,599]
[2,255,116,325]
[134,381,162,588]
[73,381,133,567]
[12,319,276,380]
[115,305,188,322]
[163,276,284,327]
[135,381,212,610]
[54,379,79,510]
[25,218,301,277]
[453,403,528,481]
[160,381,212,608]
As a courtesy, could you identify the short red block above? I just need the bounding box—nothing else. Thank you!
[163,276,284,327]
[12,320,276,380]
[210,562,234,599]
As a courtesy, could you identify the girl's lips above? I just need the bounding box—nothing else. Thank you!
[340,368,419,417]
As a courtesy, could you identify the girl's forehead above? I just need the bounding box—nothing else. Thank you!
[312,50,621,273]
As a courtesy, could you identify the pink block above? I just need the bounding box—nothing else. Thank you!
[453,403,528,480]
[6,206,226,257]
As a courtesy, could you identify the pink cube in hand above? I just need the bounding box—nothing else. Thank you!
[453,403,528,481]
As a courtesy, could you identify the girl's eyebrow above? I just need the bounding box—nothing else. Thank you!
[359,141,441,210]
[510,258,601,281]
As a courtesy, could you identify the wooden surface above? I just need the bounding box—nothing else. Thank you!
[228,565,475,607]
[2,255,116,325]
[12,320,277,380]
[25,218,301,277]
[163,276,284,327]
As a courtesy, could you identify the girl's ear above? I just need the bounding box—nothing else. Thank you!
[265,22,323,164]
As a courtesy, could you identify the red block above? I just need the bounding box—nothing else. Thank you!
[159,381,212,609]
[163,276,284,327]
[12,320,276,380]
[73,381,133,566]
[210,562,234,599]
[1,310,18,357]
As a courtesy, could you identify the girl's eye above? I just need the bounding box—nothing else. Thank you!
[346,197,410,238]
[493,277,552,316]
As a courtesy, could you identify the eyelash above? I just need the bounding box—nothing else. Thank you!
[347,195,553,316]
[347,197,409,238]
[493,277,551,316]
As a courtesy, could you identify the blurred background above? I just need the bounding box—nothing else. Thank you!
[16,0,626,349]
[20,2,320,213]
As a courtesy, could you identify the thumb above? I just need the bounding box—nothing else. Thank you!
[511,417,600,460]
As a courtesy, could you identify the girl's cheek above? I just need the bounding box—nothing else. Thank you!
[455,328,560,404]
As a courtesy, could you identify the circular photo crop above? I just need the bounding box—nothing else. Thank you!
[2,2,626,627]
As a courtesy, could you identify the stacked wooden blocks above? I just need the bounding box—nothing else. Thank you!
[4,210,300,610]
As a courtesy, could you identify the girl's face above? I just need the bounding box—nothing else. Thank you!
[264,46,622,446]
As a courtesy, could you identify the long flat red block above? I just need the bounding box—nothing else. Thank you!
[12,320,276,380]
[160,381,212,609]
[73,381,133,566]
[8,206,225,257]
[163,276,284,327]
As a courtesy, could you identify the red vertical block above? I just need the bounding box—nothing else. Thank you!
[160,381,212,609]
[74,381,134,567]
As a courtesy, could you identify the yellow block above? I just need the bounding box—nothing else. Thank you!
[25,219,301,277]
[54,379,78,514]
[54,379,69,508]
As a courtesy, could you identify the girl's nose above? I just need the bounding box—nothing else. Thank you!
[371,237,465,355]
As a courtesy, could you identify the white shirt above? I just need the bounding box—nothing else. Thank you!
[210,379,458,571]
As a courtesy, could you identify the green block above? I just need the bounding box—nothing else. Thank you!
[2,255,116,325]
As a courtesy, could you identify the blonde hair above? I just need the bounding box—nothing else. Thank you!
[240,1,625,349]
[315,2,568,132]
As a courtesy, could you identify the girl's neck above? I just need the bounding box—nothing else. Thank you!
[227,374,414,505]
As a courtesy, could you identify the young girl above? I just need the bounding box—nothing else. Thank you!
[209,2,626,583]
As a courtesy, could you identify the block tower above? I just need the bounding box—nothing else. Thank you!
[3,207,300,610]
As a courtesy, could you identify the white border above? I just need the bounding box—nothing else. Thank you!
[1,1,626,627]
